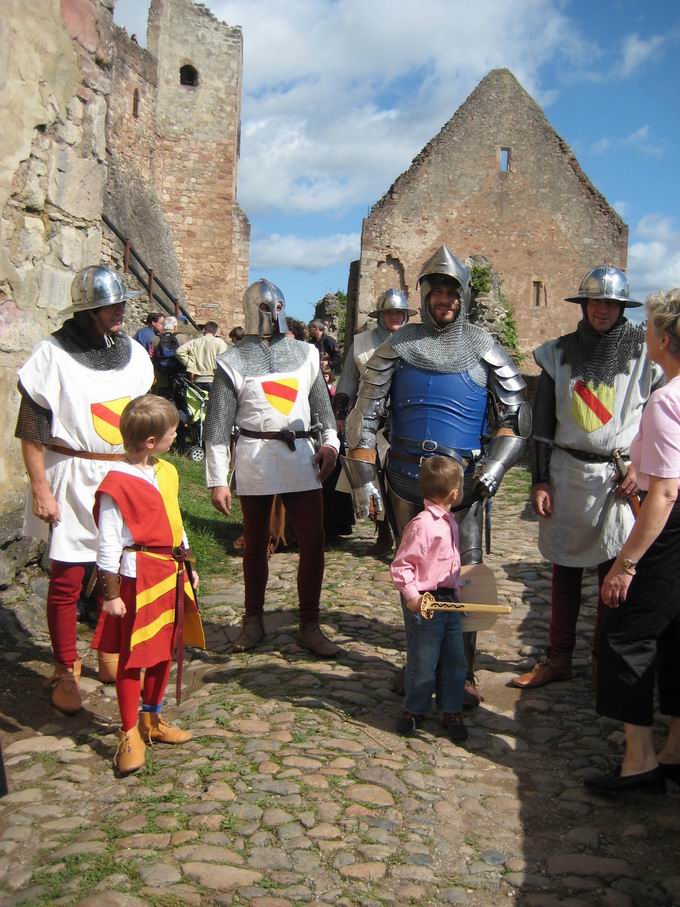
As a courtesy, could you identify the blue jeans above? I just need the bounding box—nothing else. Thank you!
[405,610,467,715]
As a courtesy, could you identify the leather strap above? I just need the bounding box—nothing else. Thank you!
[391,438,469,467]
[553,444,622,464]
[47,443,125,462]
[239,428,315,440]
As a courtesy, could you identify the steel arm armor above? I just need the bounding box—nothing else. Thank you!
[345,339,399,450]
[473,345,530,497]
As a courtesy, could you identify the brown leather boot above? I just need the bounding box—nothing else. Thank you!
[49,660,82,714]
[139,712,192,745]
[371,520,394,557]
[232,615,265,652]
[114,726,146,774]
[296,621,340,657]
[98,651,119,684]
[510,651,573,688]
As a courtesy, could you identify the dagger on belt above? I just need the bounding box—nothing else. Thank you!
[612,448,641,518]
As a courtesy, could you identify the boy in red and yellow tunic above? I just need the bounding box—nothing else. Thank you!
[92,395,204,775]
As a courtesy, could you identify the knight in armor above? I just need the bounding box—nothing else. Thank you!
[511,266,663,689]
[342,246,530,705]
[205,279,341,657]
[15,266,154,714]
[335,289,416,552]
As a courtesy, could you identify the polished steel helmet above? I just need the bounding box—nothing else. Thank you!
[61,266,142,317]
[243,278,287,336]
[565,266,641,308]
[416,245,471,319]
[368,288,416,321]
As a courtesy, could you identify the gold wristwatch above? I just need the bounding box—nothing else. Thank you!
[618,555,637,576]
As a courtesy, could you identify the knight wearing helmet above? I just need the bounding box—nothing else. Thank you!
[511,266,664,690]
[204,279,341,657]
[334,289,416,553]
[15,266,154,715]
[342,246,530,706]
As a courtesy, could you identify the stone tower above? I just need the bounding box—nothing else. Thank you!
[106,0,250,328]
[350,69,628,358]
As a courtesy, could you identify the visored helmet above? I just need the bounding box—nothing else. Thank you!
[243,278,287,336]
[565,266,641,308]
[61,266,142,317]
[369,288,416,330]
[416,245,471,323]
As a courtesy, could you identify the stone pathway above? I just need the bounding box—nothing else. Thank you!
[1,468,679,907]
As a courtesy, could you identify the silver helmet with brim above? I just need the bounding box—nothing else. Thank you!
[565,266,641,308]
[61,266,143,317]
[416,245,471,325]
[243,278,287,336]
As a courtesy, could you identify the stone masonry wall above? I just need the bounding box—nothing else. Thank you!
[0,0,113,541]
[354,70,628,364]
[146,0,249,331]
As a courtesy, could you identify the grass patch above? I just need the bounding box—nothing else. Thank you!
[30,853,141,904]
[162,452,243,577]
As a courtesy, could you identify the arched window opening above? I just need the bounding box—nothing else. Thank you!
[180,65,199,87]
[132,89,140,118]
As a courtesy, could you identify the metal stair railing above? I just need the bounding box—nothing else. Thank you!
[102,213,199,330]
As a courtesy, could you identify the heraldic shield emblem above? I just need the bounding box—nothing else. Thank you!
[261,378,299,416]
[570,381,614,433]
[91,397,131,444]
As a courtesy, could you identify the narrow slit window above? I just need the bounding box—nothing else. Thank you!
[180,64,199,87]
[500,147,511,171]
[132,89,140,118]
[533,280,543,307]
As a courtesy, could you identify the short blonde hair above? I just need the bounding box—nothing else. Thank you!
[646,288,680,357]
[420,455,464,501]
[120,395,178,451]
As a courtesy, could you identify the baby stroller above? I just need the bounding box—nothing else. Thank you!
[170,373,209,462]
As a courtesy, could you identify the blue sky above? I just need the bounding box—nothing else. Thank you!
[114,0,680,322]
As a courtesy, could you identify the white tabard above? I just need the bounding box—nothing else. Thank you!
[219,345,326,496]
[535,337,662,567]
[18,337,153,562]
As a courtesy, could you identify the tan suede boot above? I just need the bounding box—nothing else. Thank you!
[296,621,340,657]
[49,660,82,714]
[98,651,119,684]
[510,651,573,688]
[139,712,192,745]
[114,726,146,775]
[232,615,265,652]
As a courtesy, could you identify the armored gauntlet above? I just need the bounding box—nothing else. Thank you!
[340,456,384,519]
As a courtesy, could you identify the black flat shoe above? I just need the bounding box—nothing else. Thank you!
[658,762,680,783]
[585,766,666,794]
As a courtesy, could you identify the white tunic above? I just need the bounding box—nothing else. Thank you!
[535,338,661,567]
[18,338,153,562]
[218,344,332,496]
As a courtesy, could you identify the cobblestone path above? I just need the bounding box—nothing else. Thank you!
[1,469,679,907]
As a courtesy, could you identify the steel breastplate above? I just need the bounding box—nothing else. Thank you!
[389,364,488,480]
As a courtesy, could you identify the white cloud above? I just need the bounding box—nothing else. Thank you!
[591,124,664,159]
[250,232,361,270]
[617,33,665,78]
[212,0,587,214]
[628,214,680,300]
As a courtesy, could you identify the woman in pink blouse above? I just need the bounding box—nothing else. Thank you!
[587,288,680,794]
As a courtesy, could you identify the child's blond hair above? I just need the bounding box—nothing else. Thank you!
[420,455,464,501]
[120,394,178,451]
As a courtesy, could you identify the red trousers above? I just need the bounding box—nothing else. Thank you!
[47,561,86,667]
[549,561,613,655]
[241,490,324,623]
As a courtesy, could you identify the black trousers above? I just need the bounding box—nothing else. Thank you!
[597,500,680,726]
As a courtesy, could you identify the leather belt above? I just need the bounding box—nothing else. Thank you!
[554,444,623,464]
[239,427,315,452]
[391,437,469,467]
[47,443,125,462]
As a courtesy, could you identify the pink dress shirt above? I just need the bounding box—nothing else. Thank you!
[390,500,461,604]
[629,376,680,491]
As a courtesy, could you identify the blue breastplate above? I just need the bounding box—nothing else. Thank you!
[389,364,488,480]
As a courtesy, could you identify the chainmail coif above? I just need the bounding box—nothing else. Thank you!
[556,314,645,387]
[389,311,494,377]
[52,316,132,371]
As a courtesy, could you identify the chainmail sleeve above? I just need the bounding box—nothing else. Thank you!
[530,369,556,485]
[204,368,237,445]
[308,370,337,434]
[14,383,52,444]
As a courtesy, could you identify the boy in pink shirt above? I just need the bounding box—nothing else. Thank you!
[390,456,468,741]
